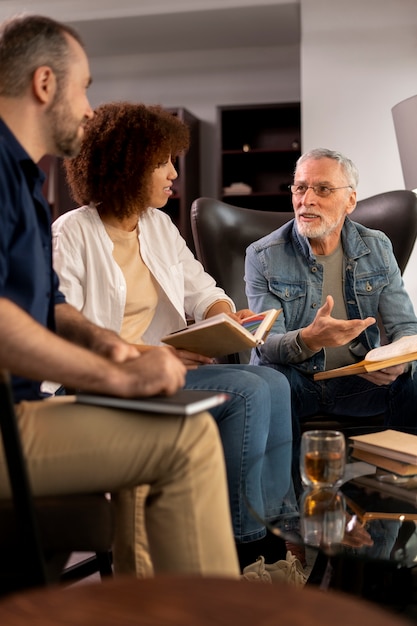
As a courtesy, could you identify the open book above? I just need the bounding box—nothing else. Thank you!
[314,335,417,380]
[161,309,281,358]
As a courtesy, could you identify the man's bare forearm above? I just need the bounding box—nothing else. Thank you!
[55,302,139,362]
[0,298,186,398]
[55,302,110,349]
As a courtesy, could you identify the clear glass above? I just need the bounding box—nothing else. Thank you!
[300,488,346,549]
[300,429,346,488]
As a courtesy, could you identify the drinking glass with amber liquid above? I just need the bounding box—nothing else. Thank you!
[300,487,346,549]
[300,430,346,488]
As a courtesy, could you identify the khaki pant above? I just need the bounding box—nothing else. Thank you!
[116,485,153,577]
[0,396,239,578]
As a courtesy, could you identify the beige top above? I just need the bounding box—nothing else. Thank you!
[104,222,158,344]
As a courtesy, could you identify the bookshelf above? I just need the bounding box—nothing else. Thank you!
[217,102,301,211]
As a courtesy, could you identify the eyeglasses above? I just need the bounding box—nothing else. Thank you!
[288,184,353,198]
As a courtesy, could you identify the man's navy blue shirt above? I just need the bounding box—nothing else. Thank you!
[0,119,66,402]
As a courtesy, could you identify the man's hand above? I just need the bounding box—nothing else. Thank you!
[361,363,407,386]
[115,347,187,397]
[88,327,139,363]
[301,295,375,352]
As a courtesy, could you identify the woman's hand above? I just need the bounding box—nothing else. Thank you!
[231,308,255,322]
[173,349,215,369]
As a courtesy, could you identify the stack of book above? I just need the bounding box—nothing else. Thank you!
[349,430,417,505]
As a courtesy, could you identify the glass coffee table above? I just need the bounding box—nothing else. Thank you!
[246,451,417,619]
[326,468,417,619]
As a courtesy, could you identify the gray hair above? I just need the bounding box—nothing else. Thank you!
[0,14,84,97]
[295,148,359,189]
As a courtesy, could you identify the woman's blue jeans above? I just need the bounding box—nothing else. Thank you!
[185,364,293,542]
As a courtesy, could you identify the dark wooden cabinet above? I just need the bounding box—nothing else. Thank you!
[217,102,301,211]
[42,107,200,252]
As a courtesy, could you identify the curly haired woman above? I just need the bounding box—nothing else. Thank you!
[52,101,296,573]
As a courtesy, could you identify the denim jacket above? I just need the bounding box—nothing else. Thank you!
[245,217,417,375]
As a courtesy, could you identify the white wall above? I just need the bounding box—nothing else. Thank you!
[301,0,417,306]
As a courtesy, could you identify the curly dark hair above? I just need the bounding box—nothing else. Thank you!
[64,101,190,219]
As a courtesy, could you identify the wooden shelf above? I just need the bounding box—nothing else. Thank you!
[217,102,301,211]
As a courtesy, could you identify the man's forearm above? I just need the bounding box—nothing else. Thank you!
[54,302,104,349]
[55,302,140,364]
[0,298,186,398]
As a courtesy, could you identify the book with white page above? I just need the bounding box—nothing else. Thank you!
[314,334,417,380]
[76,389,230,416]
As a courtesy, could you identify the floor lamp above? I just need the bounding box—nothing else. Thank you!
[392,94,417,192]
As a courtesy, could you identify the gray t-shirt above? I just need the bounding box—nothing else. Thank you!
[317,243,357,370]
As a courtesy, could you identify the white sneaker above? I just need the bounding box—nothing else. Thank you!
[266,551,307,587]
[241,555,272,582]
[242,552,307,587]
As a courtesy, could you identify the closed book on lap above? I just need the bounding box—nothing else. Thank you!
[76,389,230,416]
